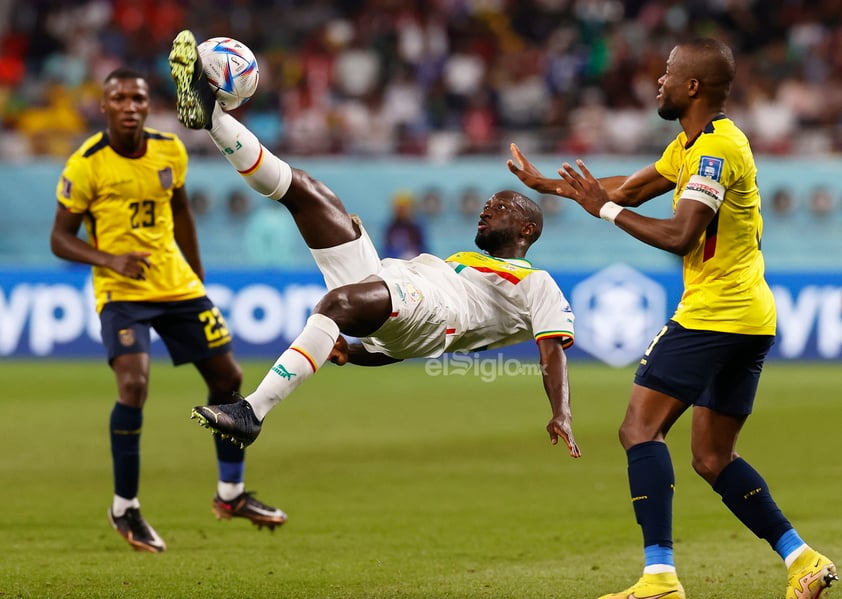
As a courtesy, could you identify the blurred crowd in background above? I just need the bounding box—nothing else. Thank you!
[3,0,842,162]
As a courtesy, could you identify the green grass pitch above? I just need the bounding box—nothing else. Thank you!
[1,358,839,598]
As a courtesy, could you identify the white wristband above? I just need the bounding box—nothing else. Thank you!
[599,201,624,223]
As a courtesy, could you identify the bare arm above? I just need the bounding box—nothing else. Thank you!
[605,164,675,207]
[171,186,205,282]
[559,160,715,256]
[537,337,580,458]
[49,203,151,279]
[507,143,674,208]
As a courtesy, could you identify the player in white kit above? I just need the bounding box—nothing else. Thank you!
[169,29,579,459]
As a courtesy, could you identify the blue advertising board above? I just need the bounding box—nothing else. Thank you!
[1,266,840,365]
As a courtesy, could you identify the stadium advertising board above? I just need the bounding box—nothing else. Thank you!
[1,266,840,364]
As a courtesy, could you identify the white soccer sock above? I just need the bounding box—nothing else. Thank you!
[784,543,808,568]
[111,495,140,517]
[216,481,245,502]
[208,106,292,200]
[642,564,677,575]
[246,313,340,420]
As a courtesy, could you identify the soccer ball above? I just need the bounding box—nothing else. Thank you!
[198,37,259,111]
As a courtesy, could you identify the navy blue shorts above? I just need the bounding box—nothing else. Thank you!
[100,297,233,365]
[634,320,774,416]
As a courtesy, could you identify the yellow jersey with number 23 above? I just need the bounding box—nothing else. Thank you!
[56,129,206,312]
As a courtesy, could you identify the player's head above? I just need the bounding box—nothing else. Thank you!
[101,67,150,138]
[475,190,543,257]
[657,38,735,121]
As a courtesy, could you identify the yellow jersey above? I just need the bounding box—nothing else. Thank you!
[654,116,776,335]
[56,129,206,312]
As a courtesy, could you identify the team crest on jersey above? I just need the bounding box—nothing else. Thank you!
[404,282,423,303]
[118,328,135,347]
[60,176,73,199]
[392,282,423,304]
[158,167,173,190]
[698,156,724,181]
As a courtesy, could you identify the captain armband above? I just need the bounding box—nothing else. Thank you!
[682,174,725,211]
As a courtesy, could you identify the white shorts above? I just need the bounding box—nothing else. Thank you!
[308,216,382,290]
[310,219,457,359]
[364,256,457,359]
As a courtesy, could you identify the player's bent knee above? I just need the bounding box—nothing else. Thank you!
[691,454,729,484]
[199,354,243,402]
[116,370,149,400]
[618,424,654,449]
[314,288,353,322]
[313,282,391,338]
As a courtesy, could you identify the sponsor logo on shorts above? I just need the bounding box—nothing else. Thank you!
[118,328,135,347]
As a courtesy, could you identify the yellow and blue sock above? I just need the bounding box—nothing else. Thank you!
[713,458,793,553]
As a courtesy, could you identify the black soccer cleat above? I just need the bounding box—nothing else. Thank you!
[168,29,216,129]
[212,491,287,531]
[107,507,166,553]
[191,394,262,448]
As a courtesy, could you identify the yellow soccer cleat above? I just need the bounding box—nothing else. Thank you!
[597,572,685,599]
[786,548,838,599]
[168,29,216,130]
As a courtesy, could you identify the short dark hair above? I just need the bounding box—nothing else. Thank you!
[103,67,147,85]
[509,191,544,244]
[681,38,735,104]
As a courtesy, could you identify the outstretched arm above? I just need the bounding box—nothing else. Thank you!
[558,160,715,256]
[507,143,673,207]
[537,337,581,458]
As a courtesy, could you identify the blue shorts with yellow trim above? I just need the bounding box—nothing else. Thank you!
[100,297,233,365]
[634,319,774,416]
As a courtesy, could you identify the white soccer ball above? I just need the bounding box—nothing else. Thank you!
[198,37,259,111]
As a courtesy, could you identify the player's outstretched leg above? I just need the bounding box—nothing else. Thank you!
[786,548,837,599]
[169,29,216,130]
[192,392,262,448]
[212,491,288,531]
[193,313,340,447]
[597,572,685,599]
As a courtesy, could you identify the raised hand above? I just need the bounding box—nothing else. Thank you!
[557,160,611,218]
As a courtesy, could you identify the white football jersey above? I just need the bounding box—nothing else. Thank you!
[364,251,575,359]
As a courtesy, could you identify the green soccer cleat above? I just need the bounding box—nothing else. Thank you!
[212,491,287,531]
[107,507,166,553]
[168,29,216,130]
[786,548,838,599]
[191,394,263,448]
[597,572,685,599]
